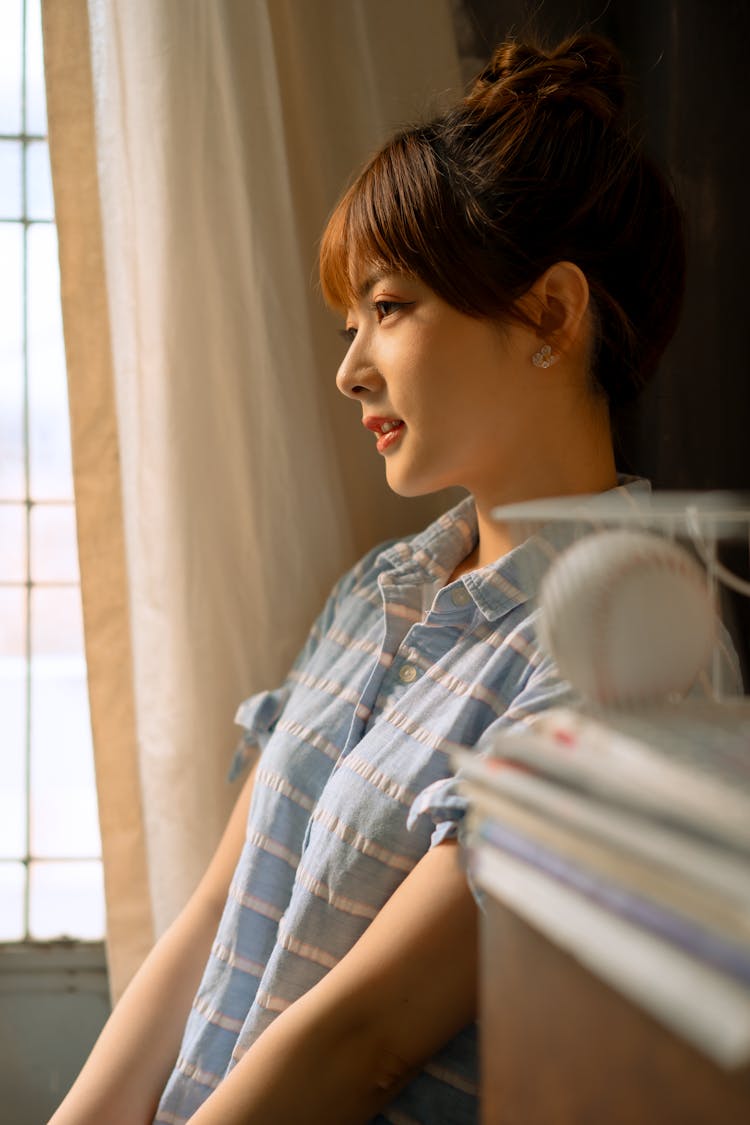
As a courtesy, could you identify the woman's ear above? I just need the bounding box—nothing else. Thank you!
[525,261,590,356]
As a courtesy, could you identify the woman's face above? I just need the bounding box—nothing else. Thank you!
[336,270,546,504]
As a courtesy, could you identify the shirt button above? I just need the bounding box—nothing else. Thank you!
[451,586,471,607]
[399,663,418,684]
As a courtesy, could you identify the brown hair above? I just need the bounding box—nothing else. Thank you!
[319,33,685,407]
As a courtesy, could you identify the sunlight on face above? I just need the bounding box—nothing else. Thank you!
[336,271,550,504]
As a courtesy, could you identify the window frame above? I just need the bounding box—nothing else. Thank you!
[0,0,104,946]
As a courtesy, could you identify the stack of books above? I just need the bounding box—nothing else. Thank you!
[458,700,750,1069]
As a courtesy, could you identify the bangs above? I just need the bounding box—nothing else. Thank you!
[319,131,444,311]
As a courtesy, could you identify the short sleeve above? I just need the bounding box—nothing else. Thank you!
[228,599,334,782]
[406,775,466,847]
[229,686,293,780]
[229,536,399,781]
[406,655,579,852]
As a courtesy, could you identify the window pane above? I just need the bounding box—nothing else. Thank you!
[30,502,79,583]
[0,583,26,658]
[29,860,105,940]
[31,652,99,860]
[0,586,27,860]
[0,502,26,581]
[25,0,47,136]
[29,585,99,858]
[26,141,54,221]
[0,140,22,220]
[0,222,25,500]
[0,657,27,859]
[27,223,73,499]
[0,0,23,134]
[0,861,26,940]
[30,583,84,656]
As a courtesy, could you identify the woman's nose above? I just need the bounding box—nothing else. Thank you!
[336,339,382,399]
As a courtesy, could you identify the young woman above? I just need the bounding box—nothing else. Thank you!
[50,32,685,1125]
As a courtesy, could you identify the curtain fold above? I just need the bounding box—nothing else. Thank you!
[43,0,461,999]
[41,0,154,1000]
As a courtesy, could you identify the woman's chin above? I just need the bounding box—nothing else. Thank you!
[384,466,450,499]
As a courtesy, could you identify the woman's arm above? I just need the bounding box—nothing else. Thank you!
[48,766,257,1125]
[190,838,478,1125]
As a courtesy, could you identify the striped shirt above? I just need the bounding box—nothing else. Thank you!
[155,479,658,1124]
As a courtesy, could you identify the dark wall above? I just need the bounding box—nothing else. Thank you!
[459,0,750,677]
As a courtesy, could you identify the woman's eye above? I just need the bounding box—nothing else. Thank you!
[338,326,357,344]
[373,300,401,320]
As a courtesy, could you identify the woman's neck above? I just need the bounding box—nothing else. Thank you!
[448,416,618,582]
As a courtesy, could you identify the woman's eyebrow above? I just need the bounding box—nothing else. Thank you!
[356,269,393,299]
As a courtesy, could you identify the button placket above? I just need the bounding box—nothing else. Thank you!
[398,663,418,684]
[363,569,430,726]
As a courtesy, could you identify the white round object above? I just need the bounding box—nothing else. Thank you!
[537,529,715,706]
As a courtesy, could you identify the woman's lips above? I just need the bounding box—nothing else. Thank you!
[376,424,404,453]
[362,416,405,454]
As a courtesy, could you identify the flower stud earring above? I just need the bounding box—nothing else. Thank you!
[531,343,558,369]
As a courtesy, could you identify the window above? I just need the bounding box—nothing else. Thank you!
[0,0,104,943]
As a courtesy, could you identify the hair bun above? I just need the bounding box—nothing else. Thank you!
[467,33,627,124]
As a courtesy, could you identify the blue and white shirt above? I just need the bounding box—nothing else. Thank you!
[155,480,658,1125]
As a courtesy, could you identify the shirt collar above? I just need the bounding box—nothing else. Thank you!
[377,477,652,622]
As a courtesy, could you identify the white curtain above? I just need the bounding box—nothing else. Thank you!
[43,0,461,998]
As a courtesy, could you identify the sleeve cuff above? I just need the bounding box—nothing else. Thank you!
[228,686,291,781]
[406,775,468,848]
